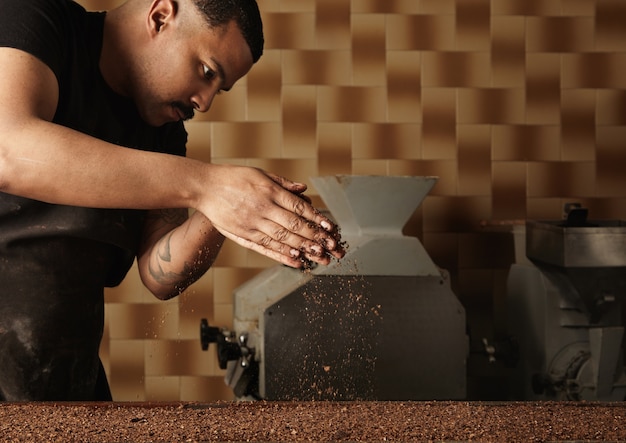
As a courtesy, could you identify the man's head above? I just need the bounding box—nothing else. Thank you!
[108,0,264,127]
[190,0,264,64]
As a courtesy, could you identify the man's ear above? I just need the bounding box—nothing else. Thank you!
[146,0,179,36]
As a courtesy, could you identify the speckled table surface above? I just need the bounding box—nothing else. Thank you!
[1,401,625,442]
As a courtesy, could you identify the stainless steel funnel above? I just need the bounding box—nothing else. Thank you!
[310,175,439,276]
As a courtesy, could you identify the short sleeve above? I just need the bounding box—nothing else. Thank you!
[0,0,69,81]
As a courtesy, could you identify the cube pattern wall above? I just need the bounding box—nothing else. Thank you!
[72,0,626,400]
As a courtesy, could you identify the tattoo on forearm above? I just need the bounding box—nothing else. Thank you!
[148,231,189,285]
[148,230,205,292]
[157,231,173,262]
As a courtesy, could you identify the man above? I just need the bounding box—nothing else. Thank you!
[0,0,344,401]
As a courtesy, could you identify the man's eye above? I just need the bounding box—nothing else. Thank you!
[203,65,216,80]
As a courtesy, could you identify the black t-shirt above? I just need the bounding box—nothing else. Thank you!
[0,0,188,287]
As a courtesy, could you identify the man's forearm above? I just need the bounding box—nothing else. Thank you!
[0,119,205,211]
[138,210,224,300]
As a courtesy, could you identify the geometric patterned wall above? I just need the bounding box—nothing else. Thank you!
[78,0,626,401]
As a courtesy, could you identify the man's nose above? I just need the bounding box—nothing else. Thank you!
[191,89,217,113]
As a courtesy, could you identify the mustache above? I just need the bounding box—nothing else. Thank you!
[172,102,195,121]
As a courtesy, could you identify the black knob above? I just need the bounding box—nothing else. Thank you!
[200,318,220,351]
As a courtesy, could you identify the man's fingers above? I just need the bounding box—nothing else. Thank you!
[261,179,345,258]
[221,230,330,269]
[270,212,345,259]
[221,231,302,268]
[267,171,341,237]
[231,214,340,267]
[266,172,308,195]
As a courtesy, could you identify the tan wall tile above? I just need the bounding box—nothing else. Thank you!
[596,126,626,196]
[263,12,316,49]
[108,340,146,401]
[419,0,457,15]
[526,197,567,219]
[214,268,262,306]
[283,50,352,86]
[107,301,180,340]
[213,304,235,336]
[316,0,351,49]
[387,51,421,123]
[562,0,596,16]
[180,376,234,401]
[387,14,456,51]
[493,125,561,162]
[352,14,387,86]
[422,52,491,88]
[526,53,561,124]
[212,238,248,268]
[528,161,596,198]
[145,340,210,376]
[596,0,626,51]
[491,0,562,16]
[352,123,421,160]
[491,16,526,88]
[562,53,626,89]
[211,122,282,158]
[457,125,492,196]
[144,376,180,401]
[561,89,596,161]
[597,90,626,125]
[275,0,315,13]
[492,161,527,219]
[195,82,248,123]
[245,249,279,268]
[527,17,594,52]
[423,196,491,233]
[421,88,457,159]
[351,159,390,175]
[256,0,281,12]
[247,50,282,121]
[458,88,525,124]
[389,160,458,196]
[317,86,387,122]
[577,197,626,219]
[282,85,318,158]
[185,122,212,163]
[178,273,215,340]
[352,0,422,14]
[318,123,353,175]
[455,0,491,51]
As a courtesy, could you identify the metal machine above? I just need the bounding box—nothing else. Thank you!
[202,175,468,401]
[506,204,626,400]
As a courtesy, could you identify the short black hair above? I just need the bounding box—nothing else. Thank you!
[191,0,264,63]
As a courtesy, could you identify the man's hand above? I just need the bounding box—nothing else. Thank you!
[197,165,345,268]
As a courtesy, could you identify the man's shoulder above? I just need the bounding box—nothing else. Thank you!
[0,0,81,20]
[0,0,88,38]
[0,0,92,79]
